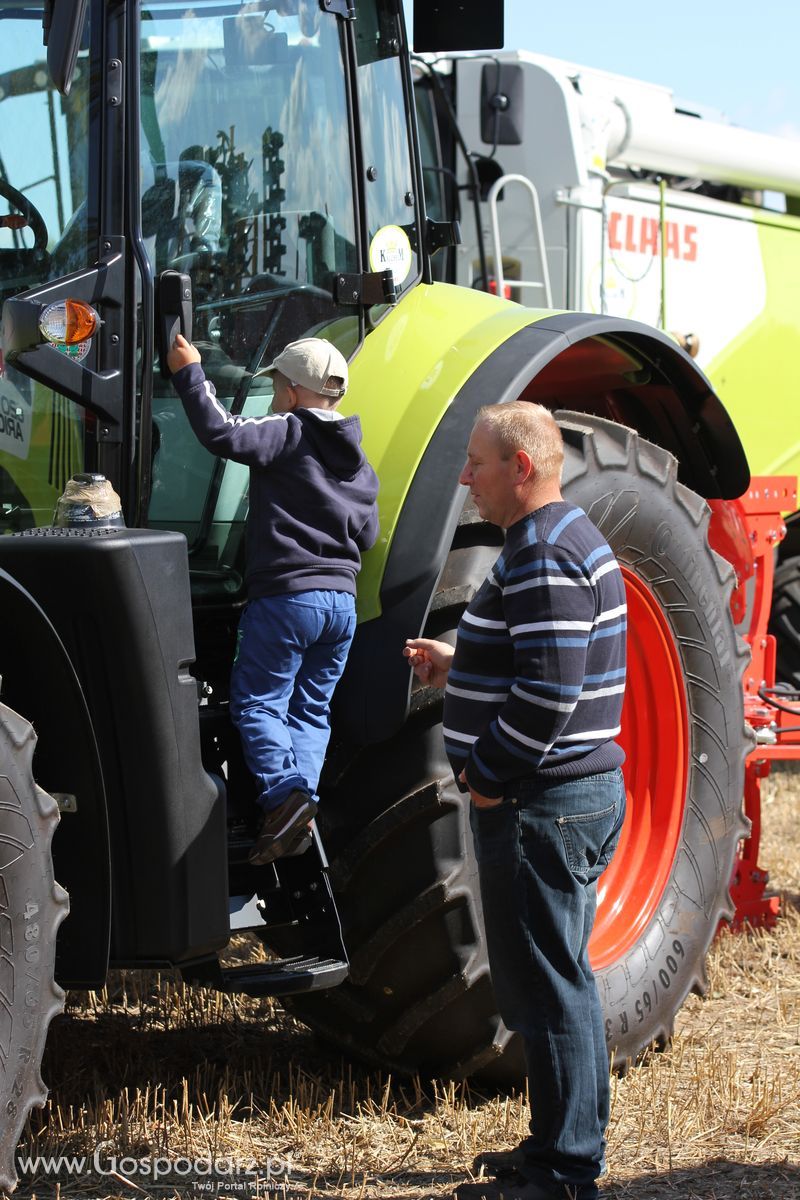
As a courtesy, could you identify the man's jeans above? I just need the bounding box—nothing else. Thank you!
[469,768,626,1196]
[229,591,356,810]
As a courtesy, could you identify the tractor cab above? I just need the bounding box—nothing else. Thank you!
[0,0,421,549]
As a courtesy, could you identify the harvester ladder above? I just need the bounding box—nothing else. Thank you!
[487,173,553,306]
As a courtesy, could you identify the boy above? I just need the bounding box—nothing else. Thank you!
[168,333,379,864]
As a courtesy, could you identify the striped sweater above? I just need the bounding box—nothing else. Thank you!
[444,501,627,797]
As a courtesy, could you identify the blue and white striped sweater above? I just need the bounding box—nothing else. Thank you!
[444,501,627,797]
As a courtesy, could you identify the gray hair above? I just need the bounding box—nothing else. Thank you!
[475,402,564,482]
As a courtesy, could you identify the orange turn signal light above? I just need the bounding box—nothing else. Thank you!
[39,299,100,346]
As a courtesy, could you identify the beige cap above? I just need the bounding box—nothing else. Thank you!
[259,337,348,398]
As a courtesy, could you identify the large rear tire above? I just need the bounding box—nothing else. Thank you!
[556,414,750,1064]
[0,702,69,1193]
[284,415,750,1082]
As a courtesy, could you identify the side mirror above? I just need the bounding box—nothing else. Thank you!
[45,0,89,96]
[481,63,524,146]
[413,1,504,52]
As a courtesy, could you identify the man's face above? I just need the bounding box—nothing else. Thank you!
[459,420,521,528]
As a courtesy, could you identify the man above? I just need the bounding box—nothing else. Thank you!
[405,402,627,1200]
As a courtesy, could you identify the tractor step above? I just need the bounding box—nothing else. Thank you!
[187,953,349,996]
[226,818,328,870]
[185,818,352,999]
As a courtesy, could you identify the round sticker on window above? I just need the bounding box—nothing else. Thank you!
[369,225,413,288]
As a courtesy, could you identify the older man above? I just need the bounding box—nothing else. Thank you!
[405,402,627,1200]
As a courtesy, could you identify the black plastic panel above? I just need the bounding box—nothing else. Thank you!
[413,1,504,52]
[0,528,229,964]
[0,567,111,986]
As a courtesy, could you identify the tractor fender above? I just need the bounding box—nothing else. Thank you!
[338,310,749,746]
[0,567,110,987]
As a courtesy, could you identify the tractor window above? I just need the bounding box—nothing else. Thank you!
[143,0,360,585]
[415,84,447,224]
[413,73,453,283]
[0,0,93,532]
[354,0,421,314]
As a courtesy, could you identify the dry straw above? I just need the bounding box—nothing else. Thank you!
[6,766,800,1200]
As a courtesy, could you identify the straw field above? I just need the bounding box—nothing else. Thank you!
[6,764,800,1200]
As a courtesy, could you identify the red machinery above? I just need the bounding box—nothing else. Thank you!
[713,476,799,928]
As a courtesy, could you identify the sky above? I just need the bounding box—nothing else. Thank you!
[403,0,800,140]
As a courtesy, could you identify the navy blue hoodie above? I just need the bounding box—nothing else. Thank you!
[171,362,380,598]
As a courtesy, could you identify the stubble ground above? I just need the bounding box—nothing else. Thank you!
[6,766,800,1200]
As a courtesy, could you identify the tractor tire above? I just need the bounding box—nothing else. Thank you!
[768,555,800,690]
[283,415,750,1084]
[555,414,750,1065]
[0,701,69,1193]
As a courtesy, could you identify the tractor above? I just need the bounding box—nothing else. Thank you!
[0,0,789,1189]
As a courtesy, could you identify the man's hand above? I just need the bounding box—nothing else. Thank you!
[458,768,503,809]
[403,637,454,689]
[167,333,201,375]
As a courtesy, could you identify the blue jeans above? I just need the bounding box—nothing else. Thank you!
[229,591,356,811]
[469,768,626,1196]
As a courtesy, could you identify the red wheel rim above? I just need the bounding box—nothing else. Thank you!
[589,566,689,970]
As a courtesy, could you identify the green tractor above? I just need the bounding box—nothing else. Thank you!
[0,0,752,1188]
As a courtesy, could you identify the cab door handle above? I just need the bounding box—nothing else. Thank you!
[156,270,193,379]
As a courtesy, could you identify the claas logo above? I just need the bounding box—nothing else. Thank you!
[608,211,698,262]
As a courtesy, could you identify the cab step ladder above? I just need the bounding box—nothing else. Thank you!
[487,173,553,306]
[183,823,349,996]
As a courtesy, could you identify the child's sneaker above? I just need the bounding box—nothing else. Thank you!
[249,789,318,865]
